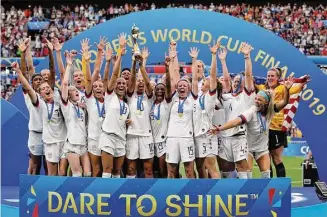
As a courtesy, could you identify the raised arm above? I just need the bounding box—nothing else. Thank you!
[18,39,28,80]
[53,38,65,80]
[169,41,180,89]
[108,34,127,92]
[275,77,294,111]
[164,56,172,102]
[103,48,113,90]
[45,39,56,89]
[189,47,199,96]
[139,56,153,98]
[240,42,254,92]
[128,57,137,94]
[81,40,92,95]
[141,47,150,68]
[12,62,37,104]
[218,47,231,93]
[61,53,74,102]
[25,38,35,77]
[209,41,220,92]
[92,37,107,83]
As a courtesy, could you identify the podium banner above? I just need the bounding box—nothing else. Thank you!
[20,175,291,217]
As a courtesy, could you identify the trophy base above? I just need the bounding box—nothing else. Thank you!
[133,52,142,62]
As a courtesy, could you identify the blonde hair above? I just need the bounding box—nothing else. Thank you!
[263,90,275,122]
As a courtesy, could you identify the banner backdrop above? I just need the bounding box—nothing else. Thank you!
[20,175,291,217]
[5,9,327,184]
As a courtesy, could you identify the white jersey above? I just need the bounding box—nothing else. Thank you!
[85,94,105,141]
[193,91,216,137]
[127,92,153,137]
[102,91,130,140]
[212,99,225,138]
[61,100,87,145]
[78,89,86,104]
[167,93,195,138]
[241,105,273,152]
[220,90,255,137]
[150,100,173,143]
[23,91,42,132]
[53,87,61,102]
[35,96,67,144]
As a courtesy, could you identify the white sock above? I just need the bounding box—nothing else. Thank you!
[247,170,253,179]
[73,172,82,177]
[261,170,271,178]
[126,175,136,179]
[102,173,112,178]
[237,172,248,179]
[112,174,120,178]
[84,172,92,177]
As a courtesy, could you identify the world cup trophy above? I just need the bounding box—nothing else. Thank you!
[131,23,142,61]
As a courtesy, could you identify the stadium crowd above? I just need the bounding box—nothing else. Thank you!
[1,3,327,58]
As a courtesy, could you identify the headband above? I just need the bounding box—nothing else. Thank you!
[257,90,270,102]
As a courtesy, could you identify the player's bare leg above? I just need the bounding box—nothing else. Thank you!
[127,159,137,178]
[184,161,196,178]
[158,154,167,178]
[59,158,68,176]
[257,153,271,178]
[80,152,91,177]
[167,163,178,178]
[67,153,82,177]
[47,161,58,176]
[89,152,102,177]
[205,156,220,178]
[112,156,125,178]
[101,151,113,178]
[143,158,154,178]
[195,158,207,178]
[270,146,285,177]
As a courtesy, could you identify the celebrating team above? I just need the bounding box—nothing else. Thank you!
[13,33,309,179]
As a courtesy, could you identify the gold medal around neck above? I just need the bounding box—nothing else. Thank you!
[178,113,183,118]
[119,115,123,120]
[137,110,142,115]
[157,120,161,124]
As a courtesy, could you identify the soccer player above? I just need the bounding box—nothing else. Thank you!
[126,47,155,178]
[150,56,173,178]
[256,68,309,177]
[83,37,112,177]
[192,42,220,179]
[98,34,130,178]
[14,61,67,176]
[209,77,294,178]
[165,47,198,179]
[217,42,255,179]
[61,53,91,177]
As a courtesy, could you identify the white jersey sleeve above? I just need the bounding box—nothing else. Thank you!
[167,93,195,138]
[221,90,255,137]
[34,95,67,144]
[150,100,173,143]
[127,92,154,136]
[23,90,42,132]
[85,93,105,141]
[240,105,271,152]
[193,90,216,137]
[102,90,130,140]
[60,99,87,145]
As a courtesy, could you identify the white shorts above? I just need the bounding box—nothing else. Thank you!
[28,131,44,156]
[88,138,101,156]
[154,141,166,158]
[249,150,269,161]
[218,135,248,163]
[208,136,218,157]
[64,141,87,156]
[126,135,154,160]
[44,142,65,163]
[217,136,223,156]
[166,137,195,164]
[195,134,211,158]
[99,132,126,157]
